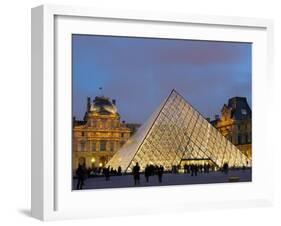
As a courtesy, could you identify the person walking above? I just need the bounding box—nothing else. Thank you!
[144,164,150,183]
[158,165,164,183]
[104,166,110,181]
[223,162,229,174]
[194,164,198,176]
[132,162,140,185]
[191,164,194,176]
[118,166,122,176]
[76,164,87,190]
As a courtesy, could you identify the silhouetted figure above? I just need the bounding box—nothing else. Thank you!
[104,166,110,181]
[194,165,198,176]
[206,164,210,173]
[223,162,229,174]
[132,162,140,185]
[76,164,87,190]
[191,164,194,176]
[158,165,164,183]
[172,165,175,174]
[118,166,122,175]
[145,164,150,182]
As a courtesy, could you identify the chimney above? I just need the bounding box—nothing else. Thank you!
[87,97,91,111]
[112,99,116,105]
[215,115,220,120]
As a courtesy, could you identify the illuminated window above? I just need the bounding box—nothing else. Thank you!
[100,141,106,151]
[91,141,96,151]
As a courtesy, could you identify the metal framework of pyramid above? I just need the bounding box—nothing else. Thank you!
[107,90,251,172]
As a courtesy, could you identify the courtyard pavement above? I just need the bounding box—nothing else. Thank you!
[73,169,252,190]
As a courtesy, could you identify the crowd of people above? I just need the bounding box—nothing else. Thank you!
[143,164,164,183]
[75,165,120,189]
[171,163,214,176]
[75,162,236,189]
[75,162,166,189]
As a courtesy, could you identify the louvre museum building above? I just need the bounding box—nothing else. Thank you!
[73,90,251,173]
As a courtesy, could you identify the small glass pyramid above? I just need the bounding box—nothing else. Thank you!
[107,90,251,172]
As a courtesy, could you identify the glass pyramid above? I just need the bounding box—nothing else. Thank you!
[107,90,251,172]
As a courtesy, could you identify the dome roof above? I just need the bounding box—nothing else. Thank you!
[90,96,117,114]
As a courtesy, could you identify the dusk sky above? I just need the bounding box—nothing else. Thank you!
[72,34,251,124]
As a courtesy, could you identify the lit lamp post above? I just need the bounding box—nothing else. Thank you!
[91,157,95,168]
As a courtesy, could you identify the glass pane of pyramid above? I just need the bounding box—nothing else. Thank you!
[106,89,251,172]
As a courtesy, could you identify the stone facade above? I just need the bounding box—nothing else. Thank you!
[72,96,131,172]
[211,97,252,160]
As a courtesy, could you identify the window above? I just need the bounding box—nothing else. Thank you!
[241,109,247,115]
[79,141,85,151]
[81,131,85,136]
[238,135,241,145]
[90,120,96,127]
[110,142,114,151]
[248,132,252,142]
[100,141,106,151]
[91,141,96,151]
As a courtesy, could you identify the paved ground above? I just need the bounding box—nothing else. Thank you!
[73,169,251,190]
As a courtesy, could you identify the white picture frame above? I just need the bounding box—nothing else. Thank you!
[31,4,274,221]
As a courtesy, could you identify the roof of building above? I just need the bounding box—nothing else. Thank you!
[90,96,118,115]
[227,96,252,120]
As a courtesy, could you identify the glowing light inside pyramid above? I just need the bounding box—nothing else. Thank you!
[106,90,251,172]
